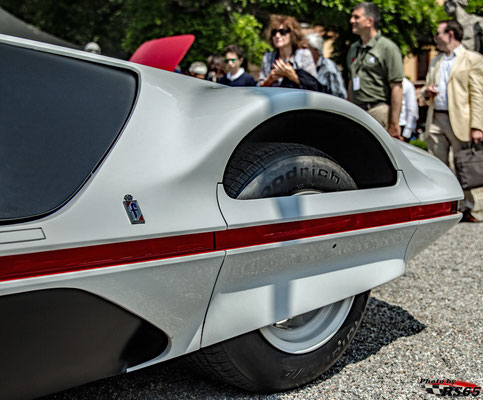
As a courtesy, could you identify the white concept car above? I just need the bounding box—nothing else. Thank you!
[0,34,463,399]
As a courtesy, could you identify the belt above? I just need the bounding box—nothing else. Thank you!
[434,110,449,114]
[358,102,387,111]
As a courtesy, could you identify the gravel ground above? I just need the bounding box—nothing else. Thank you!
[44,222,482,400]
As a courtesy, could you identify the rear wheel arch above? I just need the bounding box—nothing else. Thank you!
[223,110,397,197]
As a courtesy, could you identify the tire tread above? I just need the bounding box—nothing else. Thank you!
[189,345,257,390]
[223,142,330,198]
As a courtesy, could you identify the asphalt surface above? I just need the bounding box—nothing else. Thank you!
[44,222,482,400]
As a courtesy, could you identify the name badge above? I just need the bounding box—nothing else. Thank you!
[353,76,360,91]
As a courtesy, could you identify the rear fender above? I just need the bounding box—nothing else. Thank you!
[202,178,419,347]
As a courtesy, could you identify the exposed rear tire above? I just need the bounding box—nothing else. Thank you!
[223,142,357,199]
[193,292,370,392]
[193,143,367,392]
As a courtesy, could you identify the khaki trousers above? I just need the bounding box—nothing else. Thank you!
[427,112,466,165]
[367,103,389,130]
[427,112,474,212]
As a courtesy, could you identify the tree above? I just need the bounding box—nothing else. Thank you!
[465,0,483,15]
[2,0,447,70]
[122,0,444,69]
[122,0,270,67]
[244,0,444,66]
[0,0,128,57]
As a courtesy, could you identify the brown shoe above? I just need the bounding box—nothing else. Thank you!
[460,211,479,223]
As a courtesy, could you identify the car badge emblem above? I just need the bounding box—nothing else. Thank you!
[123,194,145,224]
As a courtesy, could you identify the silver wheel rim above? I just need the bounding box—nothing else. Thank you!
[259,296,354,354]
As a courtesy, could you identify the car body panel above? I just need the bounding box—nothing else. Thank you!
[1,288,167,400]
[397,140,464,203]
[203,225,413,347]
[217,172,419,228]
[0,252,225,361]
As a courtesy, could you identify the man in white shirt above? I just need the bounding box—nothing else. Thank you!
[420,20,483,222]
[399,78,419,141]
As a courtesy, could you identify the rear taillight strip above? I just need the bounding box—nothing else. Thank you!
[215,201,456,250]
[0,201,457,282]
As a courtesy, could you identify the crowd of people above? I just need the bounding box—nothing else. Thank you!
[185,3,423,142]
[187,14,347,95]
[184,1,483,222]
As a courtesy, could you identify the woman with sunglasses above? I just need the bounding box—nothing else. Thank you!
[258,15,317,88]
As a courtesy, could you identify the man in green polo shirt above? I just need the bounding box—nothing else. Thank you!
[347,2,404,140]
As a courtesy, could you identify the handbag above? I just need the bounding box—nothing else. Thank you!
[454,143,483,190]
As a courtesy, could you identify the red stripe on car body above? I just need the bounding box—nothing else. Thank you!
[214,207,411,250]
[0,201,457,282]
[0,233,214,282]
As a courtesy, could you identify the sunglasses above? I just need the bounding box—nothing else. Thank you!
[225,58,238,63]
[271,28,291,37]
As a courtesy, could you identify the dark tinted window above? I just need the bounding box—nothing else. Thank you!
[0,43,137,224]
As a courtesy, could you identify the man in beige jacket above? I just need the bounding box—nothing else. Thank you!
[420,20,483,222]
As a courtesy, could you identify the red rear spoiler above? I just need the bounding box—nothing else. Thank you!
[129,34,195,71]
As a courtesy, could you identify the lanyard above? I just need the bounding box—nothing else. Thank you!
[354,46,370,75]
[352,34,380,75]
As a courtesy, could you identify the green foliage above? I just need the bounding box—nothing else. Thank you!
[277,0,441,67]
[466,0,483,15]
[409,139,428,151]
[122,0,226,66]
[122,1,270,68]
[225,13,272,66]
[235,0,443,72]
[0,0,128,56]
[1,0,445,72]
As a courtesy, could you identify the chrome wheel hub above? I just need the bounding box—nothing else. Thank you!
[259,297,354,354]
